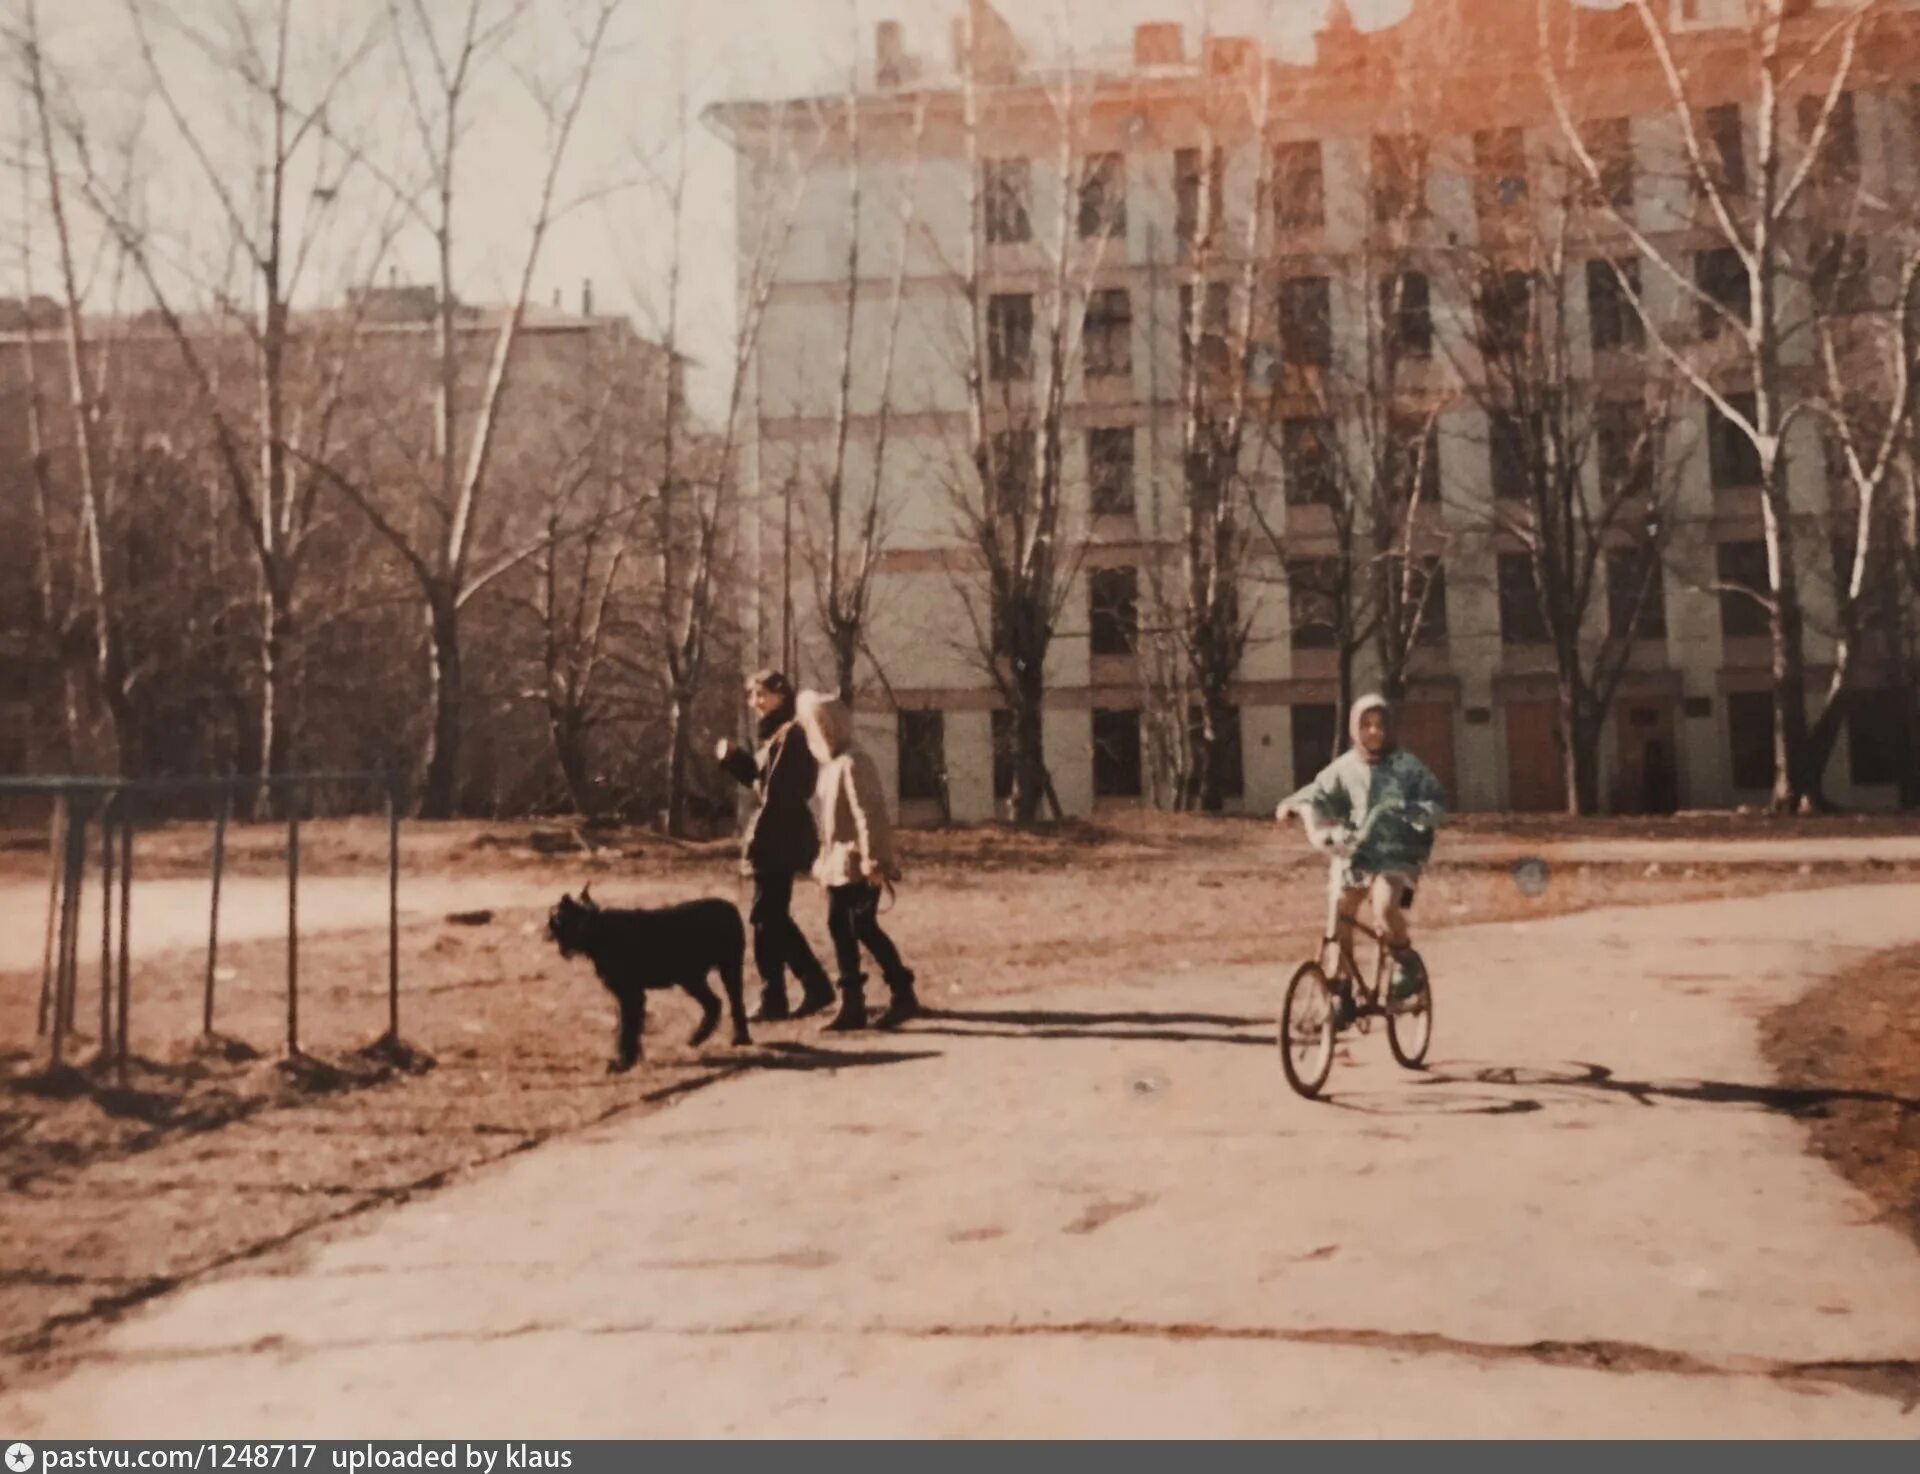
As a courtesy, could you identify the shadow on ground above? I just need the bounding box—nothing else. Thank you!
[1323,1060,1920,1119]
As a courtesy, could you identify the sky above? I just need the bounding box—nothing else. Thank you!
[22,0,1424,417]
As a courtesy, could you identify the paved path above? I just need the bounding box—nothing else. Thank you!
[6,885,1920,1436]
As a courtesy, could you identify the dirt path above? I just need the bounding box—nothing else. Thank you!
[5,883,1920,1436]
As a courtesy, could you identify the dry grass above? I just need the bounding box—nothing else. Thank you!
[1761,944,1920,1253]
[1,812,1914,1390]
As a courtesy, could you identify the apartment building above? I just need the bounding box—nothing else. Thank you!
[710,0,1920,820]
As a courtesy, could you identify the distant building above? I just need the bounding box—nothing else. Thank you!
[712,0,1920,818]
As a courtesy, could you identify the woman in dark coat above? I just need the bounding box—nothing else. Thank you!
[715,670,835,1021]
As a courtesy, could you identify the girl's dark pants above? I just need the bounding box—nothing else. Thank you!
[826,882,912,994]
[749,869,831,1010]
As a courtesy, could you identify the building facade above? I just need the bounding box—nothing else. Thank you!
[712,0,1920,821]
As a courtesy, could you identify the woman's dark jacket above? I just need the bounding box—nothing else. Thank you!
[719,717,821,876]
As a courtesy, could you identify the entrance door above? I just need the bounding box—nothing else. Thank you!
[1504,699,1567,812]
[1615,699,1679,814]
[1396,701,1457,799]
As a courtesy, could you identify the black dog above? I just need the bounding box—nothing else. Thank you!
[546,886,750,1072]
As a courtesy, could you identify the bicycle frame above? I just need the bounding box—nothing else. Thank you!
[1319,917,1393,1012]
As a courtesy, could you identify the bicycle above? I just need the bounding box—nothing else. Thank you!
[1274,798,1435,1099]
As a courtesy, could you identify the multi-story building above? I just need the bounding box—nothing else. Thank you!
[0,283,676,800]
[711,0,1920,820]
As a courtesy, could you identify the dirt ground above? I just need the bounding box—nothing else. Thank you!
[1762,942,1920,1253]
[2,811,1917,1393]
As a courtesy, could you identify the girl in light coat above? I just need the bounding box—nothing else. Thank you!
[793,690,920,1031]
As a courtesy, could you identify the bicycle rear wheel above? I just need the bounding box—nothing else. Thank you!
[1279,961,1337,1098]
[1386,951,1433,1069]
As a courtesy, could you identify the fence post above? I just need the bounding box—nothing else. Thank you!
[204,787,230,1038]
[38,795,65,1036]
[116,806,133,1088]
[387,779,400,1041]
[286,787,300,1058]
[100,794,116,1061]
[50,800,86,1071]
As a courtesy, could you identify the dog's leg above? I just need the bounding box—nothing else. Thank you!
[685,976,721,1047]
[611,990,644,1073]
[721,954,751,1045]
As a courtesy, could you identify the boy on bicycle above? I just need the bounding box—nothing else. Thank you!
[1277,694,1446,1017]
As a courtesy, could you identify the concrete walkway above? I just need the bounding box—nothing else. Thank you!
[6,885,1920,1436]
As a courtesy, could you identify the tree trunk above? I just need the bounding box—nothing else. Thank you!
[1195,688,1233,813]
[255,581,297,819]
[1768,543,1815,813]
[833,628,858,708]
[548,705,594,817]
[418,589,463,820]
[1011,662,1047,825]
[1561,683,1601,817]
[663,686,694,837]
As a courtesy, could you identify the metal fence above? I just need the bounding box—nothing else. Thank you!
[3,772,403,1082]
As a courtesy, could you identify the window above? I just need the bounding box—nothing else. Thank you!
[897,711,945,802]
[1185,705,1245,801]
[1180,281,1232,379]
[1799,90,1859,181]
[1287,557,1341,650]
[1381,271,1432,360]
[1387,407,1441,503]
[1078,152,1126,239]
[1083,288,1132,379]
[1716,539,1771,638]
[1474,127,1529,217]
[1092,708,1143,797]
[1498,552,1549,644]
[1273,140,1325,229]
[1371,134,1428,223]
[1707,393,1762,489]
[988,293,1033,380]
[1607,546,1667,640]
[1282,415,1338,506]
[990,428,1035,515]
[1596,399,1654,499]
[1695,247,1749,337]
[1477,270,1533,357]
[1279,275,1332,369]
[1587,257,1644,352]
[1847,688,1912,787]
[1703,103,1746,195]
[1408,557,1449,647]
[983,158,1032,244]
[1087,427,1134,515]
[991,708,1015,799]
[1811,231,1870,314]
[1488,409,1533,501]
[1582,117,1634,209]
[1727,689,1775,790]
[1175,146,1224,245]
[1088,566,1139,656]
[1291,703,1338,787]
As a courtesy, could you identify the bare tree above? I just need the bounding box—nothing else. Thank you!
[62,0,400,810]
[1539,0,1910,809]
[316,0,617,817]
[801,33,929,707]
[936,4,1115,823]
[1443,154,1683,814]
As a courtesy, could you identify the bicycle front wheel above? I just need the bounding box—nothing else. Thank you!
[1279,961,1337,1099]
[1386,952,1433,1069]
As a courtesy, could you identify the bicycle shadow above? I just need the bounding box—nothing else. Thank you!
[1319,1059,1920,1119]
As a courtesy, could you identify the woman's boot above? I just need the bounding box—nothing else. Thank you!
[824,974,867,1032]
[874,969,920,1030]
